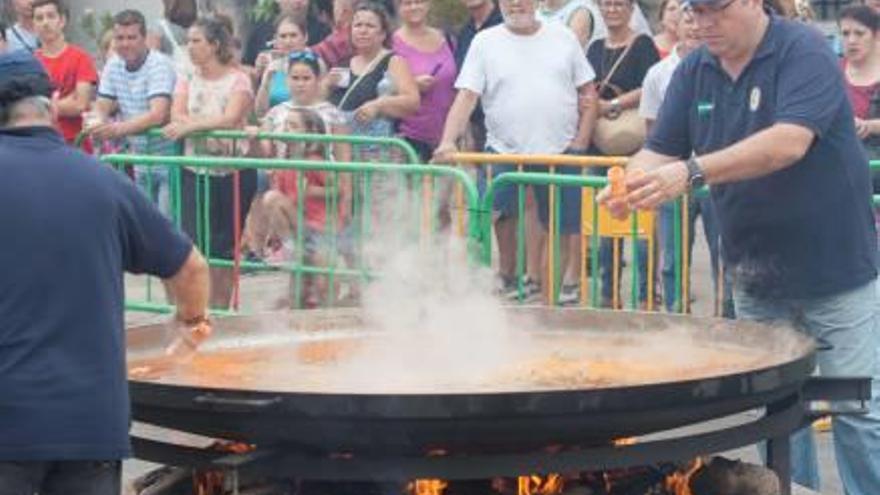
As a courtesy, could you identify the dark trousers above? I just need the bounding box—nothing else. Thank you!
[0,461,121,495]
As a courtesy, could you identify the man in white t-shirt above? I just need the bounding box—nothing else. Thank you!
[435,0,597,300]
[638,11,732,317]
[88,9,177,214]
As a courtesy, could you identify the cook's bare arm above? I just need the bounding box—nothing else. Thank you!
[433,89,480,163]
[165,248,211,352]
[166,248,210,322]
[625,123,814,210]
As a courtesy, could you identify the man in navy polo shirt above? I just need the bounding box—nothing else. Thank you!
[0,51,211,494]
[598,0,880,493]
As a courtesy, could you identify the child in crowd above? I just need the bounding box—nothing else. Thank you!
[247,107,352,308]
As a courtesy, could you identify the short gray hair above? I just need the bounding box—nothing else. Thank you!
[0,96,52,128]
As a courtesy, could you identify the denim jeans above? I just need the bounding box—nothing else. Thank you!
[135,166,170,217]
[658,195,734,316]
[0,460,121,495]
[734,279,880,494]
[600,237,649,304]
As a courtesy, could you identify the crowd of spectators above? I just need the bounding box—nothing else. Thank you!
[1,0,877,312]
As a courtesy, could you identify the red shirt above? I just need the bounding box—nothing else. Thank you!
[36,44,98,144]
[273,169,341,232]
[842,59,877,119]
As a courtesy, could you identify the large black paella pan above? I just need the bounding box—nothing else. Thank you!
[126,308,816,455]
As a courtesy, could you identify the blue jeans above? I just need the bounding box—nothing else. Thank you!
[600,237,649,304]
[135,166,170,217]
[734,279,880,494]
[658,195,734,316]
[0,461,120,495]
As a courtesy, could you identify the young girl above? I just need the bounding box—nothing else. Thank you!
[262,107,352,308]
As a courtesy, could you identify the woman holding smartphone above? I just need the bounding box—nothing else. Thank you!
[391,0,457,162]
[254,15,312,117]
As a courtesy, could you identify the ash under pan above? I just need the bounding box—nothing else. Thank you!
[126,308,816,454]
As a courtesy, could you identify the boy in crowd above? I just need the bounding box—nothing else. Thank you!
[32,0,97,145]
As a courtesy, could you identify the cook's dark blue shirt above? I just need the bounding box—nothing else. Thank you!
[648,16,877,298]
[0,127,192,460]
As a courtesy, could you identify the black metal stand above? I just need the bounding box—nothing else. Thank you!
[131,376,870,493]
[133,393,803,483]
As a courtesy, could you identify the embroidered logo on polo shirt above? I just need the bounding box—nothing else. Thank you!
[749,87,761,112]
[697,102,714,117]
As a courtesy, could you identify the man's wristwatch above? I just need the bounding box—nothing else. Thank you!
[685,156,706,191]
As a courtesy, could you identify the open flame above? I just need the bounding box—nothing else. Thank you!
[193,442,256,495]
[517,474,565,495]
[410,479,449,495]
[665,458,703,495]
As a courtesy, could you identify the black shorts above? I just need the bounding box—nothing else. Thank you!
[181,168,258,259]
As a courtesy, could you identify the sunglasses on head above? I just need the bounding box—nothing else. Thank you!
[289,51,319,63]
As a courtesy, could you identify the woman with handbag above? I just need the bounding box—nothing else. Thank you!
[326,1,419,252]
[586,0,659,309]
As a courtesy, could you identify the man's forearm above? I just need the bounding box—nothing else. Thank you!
[166,248,210,320]
[117,110,170,137]
[439,90,479,145]
[700,123,813,185]
[572,86,597,149]
[627,147,678,173]
[56,95,90,117]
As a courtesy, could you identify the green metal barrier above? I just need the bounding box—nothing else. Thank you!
[478,172,682,311]
[78,129,422,165]
[102,154,481,314]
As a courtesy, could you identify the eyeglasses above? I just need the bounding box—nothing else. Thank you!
[683,0,738,20]
[289,51,319,63]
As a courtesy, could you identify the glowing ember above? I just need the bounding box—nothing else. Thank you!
[192,442,256,495]
[410,479,449,495]
[517,474,565,495]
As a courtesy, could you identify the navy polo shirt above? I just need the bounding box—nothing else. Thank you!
[0,127,192,460]
[648,16,877,299]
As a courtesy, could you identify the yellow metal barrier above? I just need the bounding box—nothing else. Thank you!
[581,189,656,310]
[448,152,667,309]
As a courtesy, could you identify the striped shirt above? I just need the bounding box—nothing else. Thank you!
[97,50,177,155]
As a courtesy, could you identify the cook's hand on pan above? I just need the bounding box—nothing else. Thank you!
[165,316,213,361]
[625,161,689,210]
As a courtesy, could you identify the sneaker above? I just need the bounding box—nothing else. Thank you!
[265,239,295,264]
[504,276,542,302]
[557,284,580,306]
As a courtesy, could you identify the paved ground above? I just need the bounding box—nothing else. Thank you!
[122,220,845,494]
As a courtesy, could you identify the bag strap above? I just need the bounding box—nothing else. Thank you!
[338,50,393,110]
[10,26,36,53]
[599,35,637,91]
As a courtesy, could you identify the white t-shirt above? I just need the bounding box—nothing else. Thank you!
[638,46,682,121]
[456,22,595,154]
